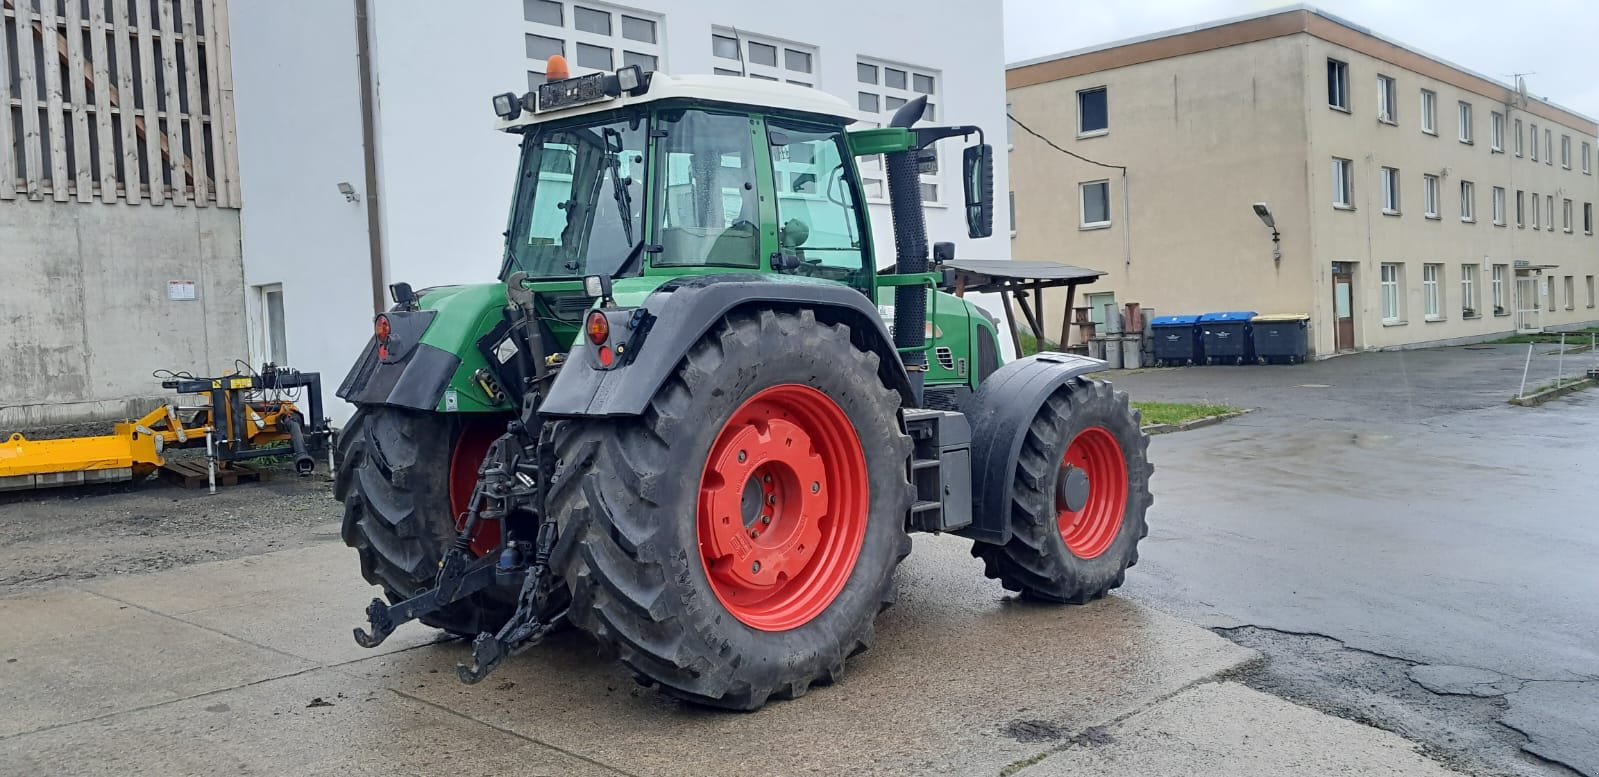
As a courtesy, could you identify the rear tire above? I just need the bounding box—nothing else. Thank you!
[548,309,914,710]
[335,406,514,636]
[972,378,1153,603]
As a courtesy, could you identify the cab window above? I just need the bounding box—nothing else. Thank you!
[654,110,761,268]
[767,120,869,285]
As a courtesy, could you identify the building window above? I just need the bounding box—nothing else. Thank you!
[526,2,663,87]
[1583,142,1592,174]
[1377,76,1397,123]
[1514,118,1523,156]
[1461,264,1478,317]
[1530,124,1539,161]
[259,284,289,365]
[1586,203,1593,235]
[1332,158,1353,208]
[1563,199,1573,233]
[1545,128,1553,165]
[1457,102,1472,143]
[1532,193,1541,230]
[1327,59,1349,110]
[1381,263,1403,323]
[1077,87,1108,136]
[1459,180,1475,222]
[1564,276,1575,310]
[1548,277,1558,312]
[1490,112,1504,152]
[1009,191,1016,235]
[1420,89,1436,134]
[1079,180,1111,228]
[1547,194,1554,229]
[1380,167,1400,214]
[1423,264,1443,320]
[856,57,941,202]
[714,29,815,85]
[1492,186,1505,226]
[1423,174,1439,218]
[1587,275,1595,308]
[1492,264,1507,314]
[1516,190,1525,227]
[1560,135,1571,169]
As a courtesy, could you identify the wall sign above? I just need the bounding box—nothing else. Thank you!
[167,280,198,301]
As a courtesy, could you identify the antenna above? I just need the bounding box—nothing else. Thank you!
[730,26,748,77]
[1506,72,1535,107]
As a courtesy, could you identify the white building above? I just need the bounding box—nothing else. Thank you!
[230,0,1011,423]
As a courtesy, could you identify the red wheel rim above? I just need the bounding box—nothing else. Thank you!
[1057,427,1128,559]
[449,420,504,557]
[697,384,869,632]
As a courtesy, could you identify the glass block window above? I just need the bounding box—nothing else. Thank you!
[856,56,942,203]
[524,1,663,90]
[709,29,817,88]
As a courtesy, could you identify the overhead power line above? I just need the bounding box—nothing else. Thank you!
[1006,112,1127,172]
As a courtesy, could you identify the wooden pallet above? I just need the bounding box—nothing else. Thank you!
[160,459,273,489]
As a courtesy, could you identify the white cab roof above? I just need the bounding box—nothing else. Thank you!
[496,72,857,131]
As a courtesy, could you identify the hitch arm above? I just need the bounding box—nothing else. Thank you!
[353,554,510,648]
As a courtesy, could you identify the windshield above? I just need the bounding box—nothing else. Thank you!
[502,113,648,279]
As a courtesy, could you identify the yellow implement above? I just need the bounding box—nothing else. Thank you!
[0,405,186,491]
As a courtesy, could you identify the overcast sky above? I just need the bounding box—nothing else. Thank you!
[1003,0,1599,120]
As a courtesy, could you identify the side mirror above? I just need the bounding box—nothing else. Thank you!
[963,143,994,238]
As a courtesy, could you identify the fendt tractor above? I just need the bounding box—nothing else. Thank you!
[336,56,1152,710]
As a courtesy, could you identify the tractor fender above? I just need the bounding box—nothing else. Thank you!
[956,352,1109,545]
[540,274,916,417]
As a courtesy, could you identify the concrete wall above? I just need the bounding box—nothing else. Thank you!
[0,200,246,430]
[1007,36,1316,341]
[230,0,377,425]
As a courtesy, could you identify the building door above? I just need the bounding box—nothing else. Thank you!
[1514,275,1541,333]
[1332,267,1355,352]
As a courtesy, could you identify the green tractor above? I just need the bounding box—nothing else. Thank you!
[336,61,1152,710]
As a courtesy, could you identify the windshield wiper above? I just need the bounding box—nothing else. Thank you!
[602,129,634,247]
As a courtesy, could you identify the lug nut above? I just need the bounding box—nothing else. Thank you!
[766,494,776,505]
[737,450,747,463]
[761,515,771,525]
[751,561,761,573]
[811,482,820,494]
[763,474,771,483]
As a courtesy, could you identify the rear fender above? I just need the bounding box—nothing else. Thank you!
[956,353,1108,545]
[337,283,513,413]
[539,274,915,417]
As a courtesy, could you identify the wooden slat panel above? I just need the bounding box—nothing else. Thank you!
[209,0,237,205]
[14,1,43,199]
[65,0,94,202]
[0,4,16,200]
[134,0,163,203]
[180,0,206,205]
[89,0,119,203]
[40,0,70,201]
[200,0,226,206]
[157,0,185,205]
[112,0,140,203]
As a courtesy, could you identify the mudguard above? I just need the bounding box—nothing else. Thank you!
[540,274,915,417]
[337,310,465,411]
[956,352,1109,545]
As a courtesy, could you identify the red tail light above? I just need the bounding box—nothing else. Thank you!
[375,315,392,360]
[585,311,610,345]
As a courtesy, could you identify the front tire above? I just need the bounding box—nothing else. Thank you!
[548,309,914,709]
[335,407,514,636]
[972,378,1153,603]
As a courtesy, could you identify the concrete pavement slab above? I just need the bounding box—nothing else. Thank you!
[80,544,442,665]
[347,534,1257,776]
[0,666,625,777]
[1014,681,1466,776]
[0,587,312,738]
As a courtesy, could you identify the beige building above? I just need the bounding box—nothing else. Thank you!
[1006,6,1599,358]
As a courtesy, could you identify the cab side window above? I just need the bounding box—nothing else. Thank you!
[655,110,761,268]
[767,120,869,284]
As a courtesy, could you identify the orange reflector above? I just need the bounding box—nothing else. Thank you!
[597,345,615,368]
[546,54,570,81]
[586,311,610,345]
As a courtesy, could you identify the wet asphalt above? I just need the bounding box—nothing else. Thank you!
[1106,343,1599,776]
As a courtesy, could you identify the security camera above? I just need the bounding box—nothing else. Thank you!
[337,182,359,203]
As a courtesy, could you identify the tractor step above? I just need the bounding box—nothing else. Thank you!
[902,408,973,533]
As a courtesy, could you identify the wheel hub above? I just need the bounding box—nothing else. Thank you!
[1056,465,1091,513]
[696,384,868,632]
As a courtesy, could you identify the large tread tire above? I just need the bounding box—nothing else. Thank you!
[548,309,914,710]
[335,406,514,636]
[973,378,1153,603]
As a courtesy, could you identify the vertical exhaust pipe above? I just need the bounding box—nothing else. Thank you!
[885,97,930,404]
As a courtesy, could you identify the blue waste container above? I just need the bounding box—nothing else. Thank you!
[1251,314,1310,364]
[1198,311,1258,365]
[1150,315,1203,366]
